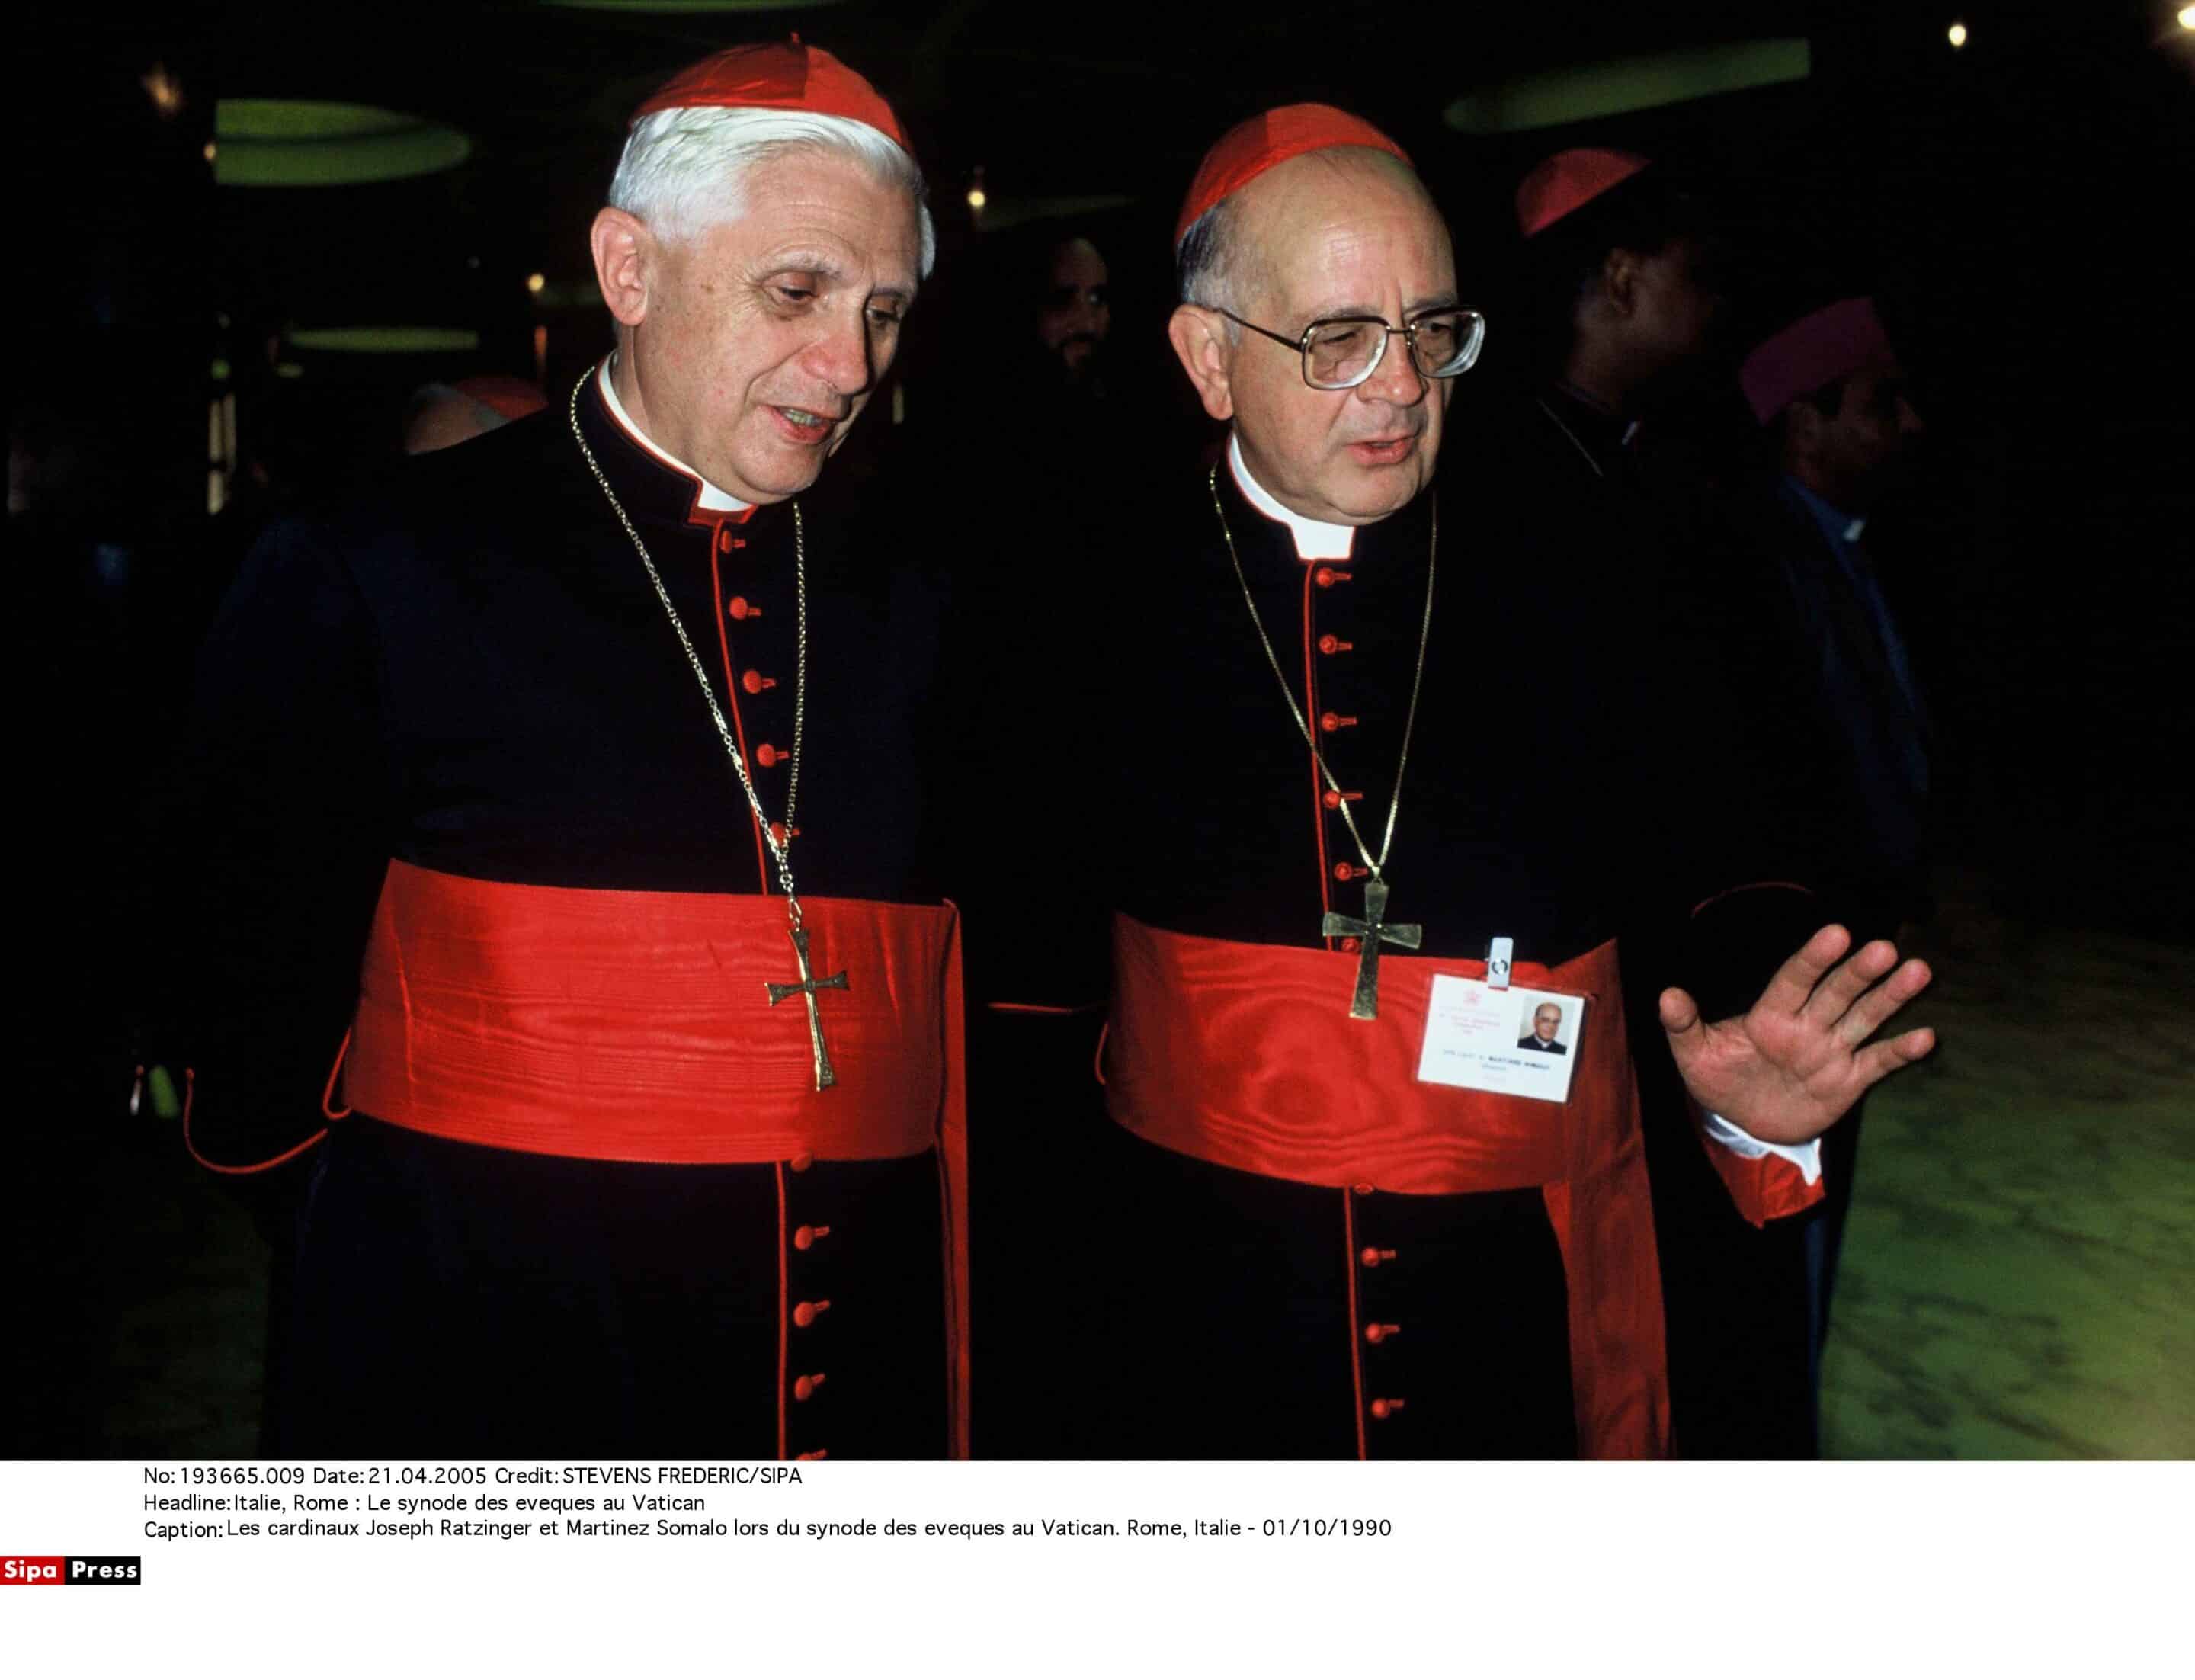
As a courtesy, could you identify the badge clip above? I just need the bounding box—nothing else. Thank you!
[1485,935,1514,991]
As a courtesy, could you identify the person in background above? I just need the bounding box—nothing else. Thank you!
[1035,234,1113,386]
[1689,295,1935,1456]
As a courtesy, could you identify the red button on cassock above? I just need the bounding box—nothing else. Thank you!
[1318,634,1354,655]
[788,1152,814,1173]
[1340,937,1361,953]
[1365,1323,1401,1345]
[1335,862,1363,883]
[1351,1181,1376,1197]
[1360,1247,1397,1268]
[742,669,777,694]
[1314,566,1349,589]
[1323,788,1363,810]
[1319,712,1357,733]
[755,743,784,768]
[1370,1397,1405,1420]
[793,1223,831,1251]
[727,597,759,621]
[794,1373,827,1402]
[793,1450,828,1462]
[793,1300,832,1329]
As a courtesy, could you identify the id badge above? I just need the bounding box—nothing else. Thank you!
[1415,976,1587,1104]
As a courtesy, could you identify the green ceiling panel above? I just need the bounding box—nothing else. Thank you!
[215,99,472,187]
[1444,38,1811,134]
[540,2,845,13]
[288,328,482,354]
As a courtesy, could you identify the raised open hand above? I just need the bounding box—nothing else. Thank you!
[1658,925,1934,1146]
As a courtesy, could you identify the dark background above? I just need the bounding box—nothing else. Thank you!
[11,0,2190,1455]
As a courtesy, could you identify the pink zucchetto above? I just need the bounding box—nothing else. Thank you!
[1740,297,1895,425]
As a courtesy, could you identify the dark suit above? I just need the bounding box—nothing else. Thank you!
[1517,1035,1569,1054]
[1641,470,1934,1458]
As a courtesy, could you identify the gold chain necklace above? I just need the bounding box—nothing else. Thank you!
[1207,463,1436,1021]
[569,369,847,1090]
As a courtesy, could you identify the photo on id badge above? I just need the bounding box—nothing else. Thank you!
[1416,973,1586,1103]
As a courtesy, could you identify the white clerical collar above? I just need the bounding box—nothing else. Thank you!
[598,357,751,514]
[1228,433,1354,561]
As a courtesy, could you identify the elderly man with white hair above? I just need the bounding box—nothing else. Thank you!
[170,41,966,1459]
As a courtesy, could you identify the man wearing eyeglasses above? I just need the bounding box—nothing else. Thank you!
[1045,105,1935,1460]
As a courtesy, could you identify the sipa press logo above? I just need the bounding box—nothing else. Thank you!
[3,1555,142,1585]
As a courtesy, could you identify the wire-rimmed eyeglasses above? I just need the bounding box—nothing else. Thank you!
[1213,305,1487,390]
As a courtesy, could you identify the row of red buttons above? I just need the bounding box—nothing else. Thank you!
[1312,565,1367,965]
[1353,1197,1405,1429]
[788,1156,833,1460]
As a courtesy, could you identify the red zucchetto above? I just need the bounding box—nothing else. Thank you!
[630,36,909,153]
[1174,103,1412,246]
[1740,297,1895,425]
[1515,147,1652,238]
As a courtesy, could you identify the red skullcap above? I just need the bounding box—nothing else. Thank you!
[1515,147,1652,238]
[630,37,909,153]
[1740,297,1895,425]
[1174,103,1412,247]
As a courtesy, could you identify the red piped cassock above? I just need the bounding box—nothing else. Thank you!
[1003,447,1824,1460]
[174,364,966,1460]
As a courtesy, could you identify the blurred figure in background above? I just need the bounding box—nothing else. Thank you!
[1494,148,1914,1460]
[1034,234,1112,388]
[1738,294,1932,914]
[1507,146,1729,484]
[1654,294,1937,1458]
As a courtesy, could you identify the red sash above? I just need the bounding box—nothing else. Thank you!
[1105,913,1668,1459]
[342,860,969,1457]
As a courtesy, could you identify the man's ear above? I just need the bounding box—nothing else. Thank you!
[1600,248,1644,319]
[1779,400,1829,472]
[1168,305,1236,422]
[591,207,654,329]
[1784,399,1826,455]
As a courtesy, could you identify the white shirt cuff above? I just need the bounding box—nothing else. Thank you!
[1701,1111,1824,1186]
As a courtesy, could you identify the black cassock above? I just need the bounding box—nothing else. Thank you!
[171,369,960,1460]
[969,427,1815,1461]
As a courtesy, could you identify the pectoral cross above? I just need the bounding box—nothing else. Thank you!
[766,925,849,1090]
[1322,876,1423,1021]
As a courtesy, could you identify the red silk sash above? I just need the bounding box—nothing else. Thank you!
[1104,914,1668,1459]
[343,860,969,1456]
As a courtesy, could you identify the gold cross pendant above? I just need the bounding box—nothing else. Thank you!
[1321,877,1424,1021]
[765,925,849,1090]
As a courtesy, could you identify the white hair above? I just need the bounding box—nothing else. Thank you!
[609,105,935,276]
[1176,197,1248,340]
